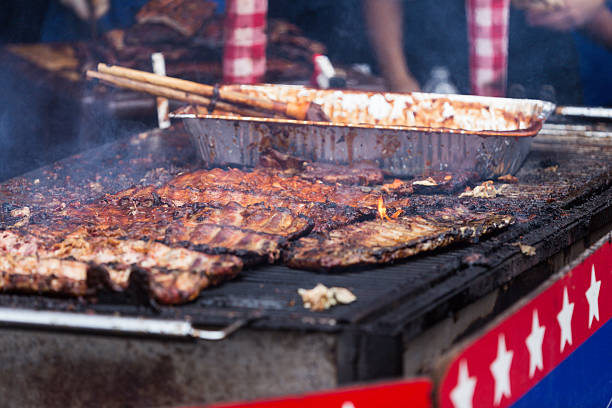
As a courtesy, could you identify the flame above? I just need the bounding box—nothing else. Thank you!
[391,209,403,219]
[377,196,391,221]
[382,178,406,193]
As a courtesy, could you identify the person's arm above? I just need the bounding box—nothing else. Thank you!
[363,0,420,92]
[527,0,612,50]
[60,0,109,21]
[584,6,612,50]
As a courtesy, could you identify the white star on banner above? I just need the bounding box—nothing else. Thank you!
[585,265,601,328]
[490,334,513,405]
[525,309,546,378]
[450,360,477,408]
[557,287,575,352]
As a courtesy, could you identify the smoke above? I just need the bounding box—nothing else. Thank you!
[0,110,9,179]
[0,41,162,184]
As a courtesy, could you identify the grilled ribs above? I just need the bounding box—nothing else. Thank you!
[135,0,217,37]
[152,184,371,233]
[0,255,89,297]
[0,230,242,304]
[159,168,383,208]
[285,208,513,271]
[258,149,385,186]
[4,149,500,303]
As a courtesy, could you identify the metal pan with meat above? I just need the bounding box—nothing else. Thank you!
[172,85,555,179]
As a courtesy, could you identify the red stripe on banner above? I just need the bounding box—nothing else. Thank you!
[186,379,432,408]
[439,238,612,408]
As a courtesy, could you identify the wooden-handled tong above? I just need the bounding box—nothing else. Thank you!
[86,63,329,121]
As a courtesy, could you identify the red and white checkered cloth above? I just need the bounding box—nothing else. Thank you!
[223,0,268,84]
[466,0,510,97]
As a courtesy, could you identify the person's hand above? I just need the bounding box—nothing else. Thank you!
[60,0,110,21]
[388,74,421,93]
[526,0,607,31]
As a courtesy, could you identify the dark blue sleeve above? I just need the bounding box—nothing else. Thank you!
[571,0,612,106]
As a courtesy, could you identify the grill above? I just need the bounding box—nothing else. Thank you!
[1,117,612,406]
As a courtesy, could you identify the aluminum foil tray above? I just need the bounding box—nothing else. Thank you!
[171,85,555,178]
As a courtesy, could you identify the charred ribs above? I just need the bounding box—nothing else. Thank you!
[0,150,514,303]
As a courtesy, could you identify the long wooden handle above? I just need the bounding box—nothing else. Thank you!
[86,70,267,118]
[97,63,313,120]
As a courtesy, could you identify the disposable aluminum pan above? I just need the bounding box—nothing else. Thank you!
[171,85,555,178]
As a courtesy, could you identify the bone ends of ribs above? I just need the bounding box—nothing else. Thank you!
[0,230,243,304]
[0,257,89,296]
[89,240,243,305]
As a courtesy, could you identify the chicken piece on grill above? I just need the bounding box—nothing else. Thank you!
[285,208,513,271]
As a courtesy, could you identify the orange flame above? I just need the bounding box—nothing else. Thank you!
[391,209,403,219]
[377,196,391,221]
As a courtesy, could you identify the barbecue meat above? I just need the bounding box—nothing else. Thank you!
[67,199,312,240]
[164,223,283,264]
[285,208,513,271]
[300,162,384,186]
[5,186,315,266]
[55,234,242,303]
[136,0,217,37]
[0,256,89,296]
[24,197,314,264]
[259,149,384,186]
[1,153,489,303]
[189,203,312,239]
[0,229,243,304]
[153,185,370,233]
[125,23,189,45]
[159,168,382,208]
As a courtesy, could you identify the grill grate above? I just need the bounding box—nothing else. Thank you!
[1,121,611,336]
